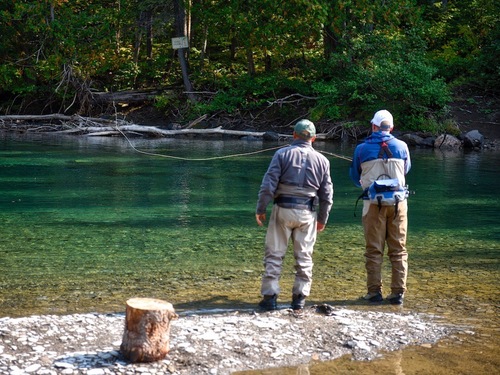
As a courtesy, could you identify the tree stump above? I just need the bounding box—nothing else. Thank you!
[120,297,178,362]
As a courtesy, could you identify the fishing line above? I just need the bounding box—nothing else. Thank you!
[115,123,288,161]
[318,151,353,162]
[111,109,353,162]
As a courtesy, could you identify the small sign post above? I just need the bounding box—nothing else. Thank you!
[171,36,189,50]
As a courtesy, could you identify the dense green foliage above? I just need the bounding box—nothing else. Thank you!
[0,0,497,131]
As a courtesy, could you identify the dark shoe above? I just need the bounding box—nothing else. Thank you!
[291,294,306,310]
[362,292,383,303]
[258,294,278,311]
[387,293,404,305]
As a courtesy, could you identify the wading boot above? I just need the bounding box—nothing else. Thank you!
[387,293,404,305]
[291,294,306,311]
[258,294,278,311]
[362,292,383,303]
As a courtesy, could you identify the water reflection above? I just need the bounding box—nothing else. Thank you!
[0,133,499,374]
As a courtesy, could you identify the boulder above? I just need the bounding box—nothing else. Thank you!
[434,134,462,149]
[400,133,424,146]
[420,137,436,148]
[463,130,484,148]
[263,131,280,141]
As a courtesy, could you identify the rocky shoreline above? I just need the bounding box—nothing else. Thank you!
[396,129,498,150]
[0,304,468,375]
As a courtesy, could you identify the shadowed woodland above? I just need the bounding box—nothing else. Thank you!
[0,1,498,136]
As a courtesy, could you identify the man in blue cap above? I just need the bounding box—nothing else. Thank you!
[256,119,334,311]
[350,110,411,305]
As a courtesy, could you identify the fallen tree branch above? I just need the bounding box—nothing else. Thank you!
[0,114,312,139]
[266,93,318,107]
[185,114,208,129]
[0,114,343,140]
[85,124,295,139]
[92,90,163,104]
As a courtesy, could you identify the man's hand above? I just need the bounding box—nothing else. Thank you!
[317,222,326,232]
[256,213,266,226]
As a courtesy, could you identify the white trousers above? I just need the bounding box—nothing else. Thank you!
[261,205,317,297]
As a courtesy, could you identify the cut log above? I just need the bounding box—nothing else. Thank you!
[92,89,164,104]
[120,297,178,363]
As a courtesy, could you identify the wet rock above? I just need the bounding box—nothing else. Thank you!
[398,133,436,148]
[463,130,484,148]
[420,136,436,148]
[400,133,424,147]
[263,131,280,141]
[435,134,462,149]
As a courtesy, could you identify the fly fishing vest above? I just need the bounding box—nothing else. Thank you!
[356,141,408,216]
[274,147,318,211]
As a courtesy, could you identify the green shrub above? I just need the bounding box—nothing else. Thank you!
[308,33,451,130]
[187,72,312,118]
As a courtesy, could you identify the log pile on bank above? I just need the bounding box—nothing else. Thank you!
[0,113,297,140]
[0,114,494,149]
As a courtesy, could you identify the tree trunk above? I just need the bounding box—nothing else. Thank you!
[173,0,196,102]
[146,11,153,60]
[264,48,272,72]
[230,28,237,60]
[49,3,55,22]
[120,298,178,363]
[323,24,339,59]
[200,26,208,65]
[246,47,255,76]
[133,14,143,65]
[115,0,122,55]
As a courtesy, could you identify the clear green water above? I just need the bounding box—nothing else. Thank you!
[1,132,499,373]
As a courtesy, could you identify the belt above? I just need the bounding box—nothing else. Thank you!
[274,196,315,210]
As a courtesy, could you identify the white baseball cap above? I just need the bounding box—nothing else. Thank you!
[371,110,394,130]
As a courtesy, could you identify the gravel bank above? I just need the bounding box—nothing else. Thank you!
[0,305,467,375]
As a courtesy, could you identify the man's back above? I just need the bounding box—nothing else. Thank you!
[350,132,411,187]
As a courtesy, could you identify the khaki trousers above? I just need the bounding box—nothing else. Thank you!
[362,200,408,295]
[261,205,317,297]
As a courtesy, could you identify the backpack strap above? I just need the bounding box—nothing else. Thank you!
[378,141,393,159]
[354,189,368,217]
[354,140,396,216]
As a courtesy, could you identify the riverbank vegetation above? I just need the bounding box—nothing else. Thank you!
[0,1,498,134]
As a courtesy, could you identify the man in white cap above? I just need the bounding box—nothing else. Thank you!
[349,110,411,305]
[256,119,333,311]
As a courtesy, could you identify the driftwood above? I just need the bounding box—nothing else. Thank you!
[0,113,366,140]
[0,114,299,139]
[120,297,178,363]
[83,124,287,138]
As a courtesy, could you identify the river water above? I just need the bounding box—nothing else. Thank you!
[0,132,498,373]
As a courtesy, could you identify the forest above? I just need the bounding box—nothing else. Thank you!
[0,0,498,134]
